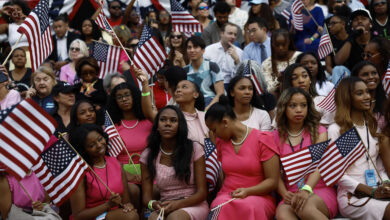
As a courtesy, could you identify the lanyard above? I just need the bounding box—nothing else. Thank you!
[365,125,371,164]
[287,137,304,152]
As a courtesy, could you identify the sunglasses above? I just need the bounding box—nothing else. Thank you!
[373,0,386,6]
[335,0,346,3]
[110,6,121,9]
[70,47,80,52]
[361,52,380,58]
[198,6,209,10]
[170,34,182,39]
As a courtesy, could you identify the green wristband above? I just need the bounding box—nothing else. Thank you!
[371,188,376,198]
[300,184,313,196]
[310,37,315,41]
[148,200,156,211]
[142,91,151,97]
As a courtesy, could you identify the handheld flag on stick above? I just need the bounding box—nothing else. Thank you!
[204,138,221,192]
[170,0,203,33]
[92,41,121,79]
[317,73,346,112]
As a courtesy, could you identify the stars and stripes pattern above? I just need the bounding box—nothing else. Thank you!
[104,111,125,157]
[0,99,57,180]
[291,0,304,31]
[133,25,168,77]
[94,8,114,34]
[170,0,203,33]
[32,139,88,206]
[243,61,263,95]
[318,33,333,59]
[281,140,330,186]
[206,205,222,220]
[204,138,221,192]
[281,9,291,24]
[17,0,53,72]
[92,42,121,79]
[317,73,346,112]
[382,61,390,96]
[318,127,365,186]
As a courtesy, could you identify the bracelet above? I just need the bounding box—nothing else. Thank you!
[148,200,156,211]
[371,188,377,198]
[310,37,315,41]
[141,91,151,97]
[300,184,313,196]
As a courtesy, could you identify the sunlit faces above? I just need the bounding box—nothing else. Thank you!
[220,24,238,45]
[299,54,318,78]
[80,64,98,83]
[11,49,27,68]
[69,42,82,61]
[186,41,204,61]
[351,81,371,111]
[286,93,308,124]
[291,67,311,92]
[357,65,380,91]
[175,80,199,104]
[230,78,253,105]
[158,108,179,139]
[33,72,55,97]
[170,32,183,48]
[197,2,210,17]
[85,131,107,158]
[115,88,134,112]
[81,19,93,36]
[247,22,267,43]
[53,20,68,38]
[76,102,96,125]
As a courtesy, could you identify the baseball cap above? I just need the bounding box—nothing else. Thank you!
[52,81,77,96]
[351,8,372,21]
[249,0,269,5]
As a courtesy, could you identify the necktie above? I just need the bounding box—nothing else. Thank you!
[260,44,267,64]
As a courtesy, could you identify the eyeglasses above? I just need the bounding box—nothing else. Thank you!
[373,0,386,6]
[116,93,132,101]
[170,34,182,39]
[361,52,380,58]
[110,6,121,10]
[328,21,341,26]
[198,6,209,10]
[247,28,258,34]
[335,0,346,3]
[70,47,80,52]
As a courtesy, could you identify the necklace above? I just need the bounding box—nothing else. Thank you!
[287,128,304,137]
[121,120,139,129]
[93,160,106,169]
[375,17,388,26]
[231,125,249,146]
[160,145,174,156]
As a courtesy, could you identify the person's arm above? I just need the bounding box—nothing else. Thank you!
[135,67,157,122]
[122,0,137,24]
[232,155,280,198]
[333,40,352,65]
[141,163,163,211]
[91,5,102,21]
[325,55,333,75]
[0,175,12,219]
[0,23,8,35]
[379,135,390,178]
[161,155,208,214]
[205,80,224,110]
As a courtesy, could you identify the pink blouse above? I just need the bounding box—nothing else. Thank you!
[183,110,209,145]
[59,64,77,85]
[0,90,21,109]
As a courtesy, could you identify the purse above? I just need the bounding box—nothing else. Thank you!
[123,153,141,175]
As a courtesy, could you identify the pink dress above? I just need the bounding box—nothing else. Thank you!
[0,90,21,109]
[140,143,209,220]
[7,172,45,210]
[85,156,123,208]
[211,129,279,220]
[183,110,209,146]
[272,126,338,218]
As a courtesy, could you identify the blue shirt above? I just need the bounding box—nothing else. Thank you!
[242,37,271,65]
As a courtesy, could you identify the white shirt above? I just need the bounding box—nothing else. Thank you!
[315,81,334,96]
[203,42,243,84]
[229,7,249,31]
[56,31,69,61]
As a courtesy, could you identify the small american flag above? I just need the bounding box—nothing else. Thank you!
[206,206,222,220]
[0,99,57,180]
[317,73,346,112]
[291,0,304,31]
[318,33,333,59]
[318,127,365,186]
[281,140,330,186]
[281,9,291,24]
[382,61,390,96]
[204,138,221,192]
[104,111,125,157]
[94,8,114,34]
[92,41,121,79]
[170,0,203,33]
[243,61,263,95]
[32,139,88,206]
[133,25,168,77]
[17,0,53,72]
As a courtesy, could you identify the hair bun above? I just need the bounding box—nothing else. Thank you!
[218,95,230,106]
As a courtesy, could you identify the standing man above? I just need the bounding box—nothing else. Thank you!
[107,0,123,27]
[204,23,243,90]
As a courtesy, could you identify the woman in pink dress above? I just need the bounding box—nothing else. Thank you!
[205,96,280,220]
[69,123,138,220]
[140,106,208,220]
[273,88,338,220]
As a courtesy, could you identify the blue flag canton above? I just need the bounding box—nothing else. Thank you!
[34,0,50,32]
[336,128,361,157]
[93,42,109,62]
[171,0,185,11]
[204,138,216,159]
[0,105,16,123]
[138,26,153,48]
[242,62,251,76]
[104,113,112,128]
[41,139,77,176]
[309,140,330,162]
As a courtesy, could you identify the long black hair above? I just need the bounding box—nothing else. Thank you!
[69,123,109,166]
[146,106,193,184]
[80,18,102,41]
[282,63,319,97]
[69,99,102,131]
[227,75,267,110]
[205,95,236,123]
[107,82,145,124]
[175,80,205,111]
[296,52,327,89]
[351,61,387,114]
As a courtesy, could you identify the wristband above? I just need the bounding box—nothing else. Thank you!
[371,188,377,198]
[300,184,313,196]
[310,37,315,41]
[142,91,151,97]
[148,200,156,211]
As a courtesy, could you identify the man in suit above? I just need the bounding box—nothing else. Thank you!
[48,14,81,71]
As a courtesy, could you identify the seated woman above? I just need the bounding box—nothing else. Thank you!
[59,39,89,85]
[205,96,280,220]
[0,171,60,219]
[273,88,338,220]
[329,77,390,220]
[69,99,102,131]
[141,106,208,220]
[69,124,139,220]
[167,32,188,67]
[0,70,20,109]
[52,81,76,136]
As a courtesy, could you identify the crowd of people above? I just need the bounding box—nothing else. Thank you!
[0,0,390,219]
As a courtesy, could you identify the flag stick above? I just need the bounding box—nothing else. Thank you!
[59,133,113,194]
[324,24,336,56]
[17,179,34,202]
[2,34,24,66]
[105,111,140,176]
[211,198,236,211]
[298,0,320,28]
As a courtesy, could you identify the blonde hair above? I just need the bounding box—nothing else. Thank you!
[31,66,57,86]
[68,39,89,60]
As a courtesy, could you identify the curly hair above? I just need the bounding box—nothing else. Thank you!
[145,106,193,184]
[75,57,100,79]
[334,77,378,137]
[107,82,145,124]
[276,88,321,144]
[282,63,318,97]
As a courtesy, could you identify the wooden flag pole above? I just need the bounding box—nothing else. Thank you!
[2,34,24,66]
[298,0,321,28]
[324,24,336,56]
[17,179,34,202]
[105,111,140,176]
